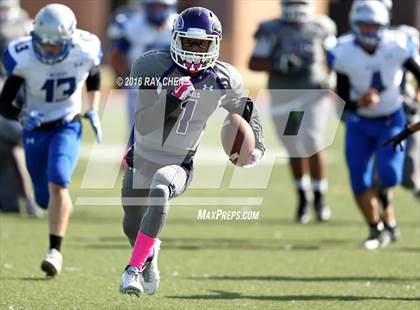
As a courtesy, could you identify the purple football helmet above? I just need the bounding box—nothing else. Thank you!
[170,7,222,73]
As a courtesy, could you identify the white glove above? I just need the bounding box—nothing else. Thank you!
[23,111,44,131]
[84,110,103,143]
[242,148,263,168]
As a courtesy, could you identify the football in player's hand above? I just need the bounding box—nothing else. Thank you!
[221,113,255,167]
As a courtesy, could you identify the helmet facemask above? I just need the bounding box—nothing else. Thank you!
[31,31,73,64]
[170,29,220,73]
[352,22,385,48]
[350,1,389,48]
[281,0,313,23]
[170,8,222,73]
[31,4,76,65]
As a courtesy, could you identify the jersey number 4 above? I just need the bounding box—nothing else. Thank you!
[370,71,385,92]
[41,78,76,102]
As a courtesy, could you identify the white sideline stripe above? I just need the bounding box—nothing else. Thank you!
[75,197,264,206]
[78,144,338,165]
[78,144,286,164]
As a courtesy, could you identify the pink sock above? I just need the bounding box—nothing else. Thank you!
[128,231,156,269]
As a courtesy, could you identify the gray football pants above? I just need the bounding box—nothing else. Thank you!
[121,158,193,245]
[0,144,34,212]
[270,92,331,157]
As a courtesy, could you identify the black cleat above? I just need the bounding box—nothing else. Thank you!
[296,205,309,224]
[296,206,309,224]
[315,205,331,222]
[363,223,391,250]
[313,191,331,222]
[295,189,309,224]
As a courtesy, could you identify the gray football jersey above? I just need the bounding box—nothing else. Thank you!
[391,25,419,109]
[253,16,336,89]
[130,50,265,165]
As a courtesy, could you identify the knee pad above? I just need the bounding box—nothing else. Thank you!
[149,185,169,201]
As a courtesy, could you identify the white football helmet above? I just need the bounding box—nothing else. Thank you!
[358,0,393,17]
[143,0,177,26]
[281,0,313,23]
[379,0,392,12]
[350,0,389,47]
[31,4,76,64]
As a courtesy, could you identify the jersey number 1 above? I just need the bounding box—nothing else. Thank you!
[176,99,197,135]
[41,78,76,102]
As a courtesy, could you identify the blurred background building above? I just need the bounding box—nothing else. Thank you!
[19,0,420,88]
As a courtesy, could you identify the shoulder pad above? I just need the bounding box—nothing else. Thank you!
[312,15,337,36]
[214,61,243,94]
[327,34,354,71]
[130,50,172,80]
[4,37,32,76]
[384,30,416,58]
[336,33,354,47]
[395,25,419,46]
[255,19,281,38]
[72,30,102,65]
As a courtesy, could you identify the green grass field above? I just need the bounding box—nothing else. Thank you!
[1,109,419,310]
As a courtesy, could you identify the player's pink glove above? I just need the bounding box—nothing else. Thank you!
[171,77,195,101]
[242,148,263,168]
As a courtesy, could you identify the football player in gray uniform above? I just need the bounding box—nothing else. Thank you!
[0,0,40,216]
[119,7,265,296]
[249,0,336,224]
[385,0,420,200]
[374,0,420,247]
[399,28,420,200]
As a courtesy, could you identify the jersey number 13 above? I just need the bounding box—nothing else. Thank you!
[41,77,76,102]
